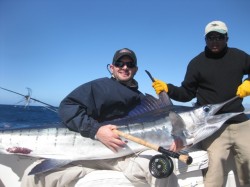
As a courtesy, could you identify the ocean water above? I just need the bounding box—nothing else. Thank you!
[0,104,249,131]
[0,104,60,130]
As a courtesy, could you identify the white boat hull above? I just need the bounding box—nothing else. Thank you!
[0,149,238,187]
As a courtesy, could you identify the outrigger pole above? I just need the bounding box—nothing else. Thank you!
[0,86,57,111]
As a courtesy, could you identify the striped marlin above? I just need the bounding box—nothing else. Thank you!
[0,92,241,174]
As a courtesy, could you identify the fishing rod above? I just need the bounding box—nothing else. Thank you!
[0,86,58,112]
[113,129,192,178]
[113,129,192,164]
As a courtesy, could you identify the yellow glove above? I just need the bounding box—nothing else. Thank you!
[236,80,250,98]
[152,79,168,94]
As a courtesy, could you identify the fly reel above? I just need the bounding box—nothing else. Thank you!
[149,154,174,178]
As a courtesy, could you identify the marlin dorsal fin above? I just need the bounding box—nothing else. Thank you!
[100,93,173,125]
[158,92,173,106]
[127,93,172,117]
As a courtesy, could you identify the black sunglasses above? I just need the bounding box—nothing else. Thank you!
[206,35,226,41]
[114,61,136,68]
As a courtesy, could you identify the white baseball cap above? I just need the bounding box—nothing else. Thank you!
[205,21,228,35]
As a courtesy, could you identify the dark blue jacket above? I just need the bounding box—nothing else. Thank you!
[58,77,144,139]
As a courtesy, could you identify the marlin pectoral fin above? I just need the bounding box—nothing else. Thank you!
[169,111,185,135]
[28,159,73,175]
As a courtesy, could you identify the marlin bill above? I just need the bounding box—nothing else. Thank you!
[0,93,241,161]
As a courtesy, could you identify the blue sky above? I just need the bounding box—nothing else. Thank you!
[1,0,250,107]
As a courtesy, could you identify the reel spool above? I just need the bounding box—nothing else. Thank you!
[149,154,174,178]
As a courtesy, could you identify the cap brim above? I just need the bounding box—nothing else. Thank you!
[205,29,227,35]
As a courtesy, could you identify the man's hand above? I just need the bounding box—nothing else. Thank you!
[96,125,126,152]
[152,79,168,94]
[236,80,250,98]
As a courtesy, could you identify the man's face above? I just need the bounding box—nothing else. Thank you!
[110,56,138,83]
[205,32,228,53]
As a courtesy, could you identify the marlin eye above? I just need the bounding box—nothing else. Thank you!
[203,106,210,113]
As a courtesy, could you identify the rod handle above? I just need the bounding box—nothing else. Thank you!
[113,130,159,151]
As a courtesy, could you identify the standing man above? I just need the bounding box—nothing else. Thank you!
[152,21,250,187]
[21,48,177,187]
